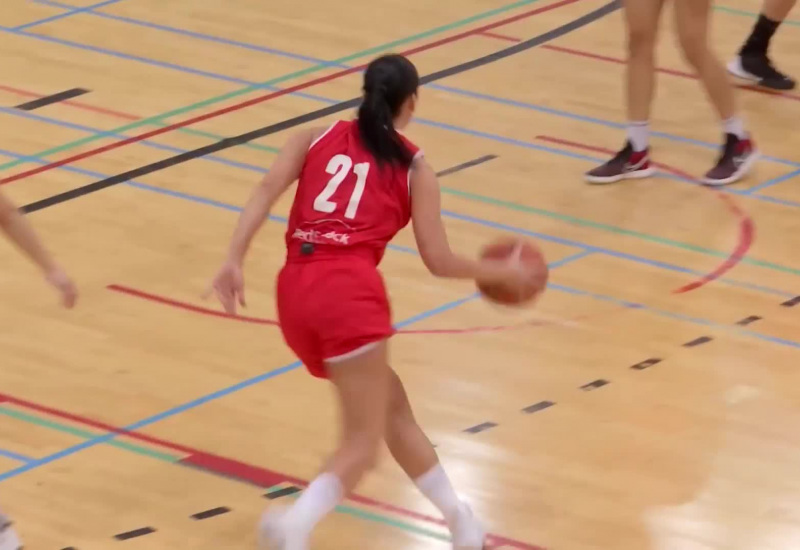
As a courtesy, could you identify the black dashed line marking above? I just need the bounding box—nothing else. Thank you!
[781,296,800,307]
[265,486,301,500]
[580,379,609,391]
[631,358,662,370]
[683,336,713,347]
[736,315,762,326]
[114,527,155,541]
[191,507,230,520]
[464,422,498,434]
[521,401,555,414]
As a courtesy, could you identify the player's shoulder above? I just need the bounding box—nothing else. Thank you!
[308,119,353,152]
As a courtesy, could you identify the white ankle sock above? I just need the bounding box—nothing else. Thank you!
[283,472,343,533]
[414,464,462,526]
[723,116,747,139]
[627,121,650,152]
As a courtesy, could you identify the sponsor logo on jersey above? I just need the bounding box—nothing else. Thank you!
[292,228,350,245]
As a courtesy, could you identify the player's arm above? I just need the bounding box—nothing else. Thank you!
[223,128,316,266]
[0,190,77,307]
[409,157,521,284]
[209,127,318,313]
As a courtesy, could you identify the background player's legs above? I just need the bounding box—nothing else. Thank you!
[384,371,485,550]
[260,343,390,549]
[729,0,797,90]
[674,0,758,185]
[584,0,665,184]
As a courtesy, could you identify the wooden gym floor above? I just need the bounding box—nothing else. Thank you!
[0,0,799,548]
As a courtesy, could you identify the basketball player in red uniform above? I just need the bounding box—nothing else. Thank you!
[585,0,759,186]
[208,54,537,549]
[0,189,77,550]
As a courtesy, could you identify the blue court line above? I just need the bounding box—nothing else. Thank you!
[24,0,800,174]
[0,283,545,483]
[425,83,800,169]
[8,60,800,215]
[15,0,127,30]
[551,282,800,350]
[0,447,33,463]
[33,0,338,67]
[0,106,268,175]
[746,167,800,194]
[0,23,334,107]
[440,208,793,298]
[7,24,797,211]
[1,137,790,298]
[9,7,800,206]
[3,228,797,482]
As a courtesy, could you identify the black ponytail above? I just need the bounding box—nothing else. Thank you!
[357,54,419,167]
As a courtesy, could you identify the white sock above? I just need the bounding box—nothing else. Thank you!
[414,464,462,526]
[627,121,650,152]
[283,472,343,533]
[723,116,747,139]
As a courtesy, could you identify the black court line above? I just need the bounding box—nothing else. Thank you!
[683,336,713,348]
[735,315,761,326]
[631,358,661,371]
[20,0,620,214]
[15,88,89,111]
[781,296,800,307]
[265,486,301,500]
[114,527,155,540]
[191,506,231,520]
[580,379,608,391]
[436,155,497,178]
[522,401,555,414]
[464,421,498,434]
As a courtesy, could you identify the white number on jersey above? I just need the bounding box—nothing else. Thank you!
[313,154,370,220]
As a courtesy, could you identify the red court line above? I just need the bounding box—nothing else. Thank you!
[0,390,542,550]
[107,284,278,325]
[0,84,139,121]
[478,31,523,42]
[0,0,583,186]
[474,32,800,101]
[535,135,754,294]
[107,284,575,334]
[538,44,800,102]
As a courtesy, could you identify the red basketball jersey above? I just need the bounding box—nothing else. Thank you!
[285,120,421,264]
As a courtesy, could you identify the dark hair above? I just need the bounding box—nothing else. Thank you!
[357,54,419,167]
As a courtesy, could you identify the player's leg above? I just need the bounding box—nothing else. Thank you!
[729,0,797,90]
[0,510,22,550]
[585,0,665,184]
[384,370,485,550]
[259,342,390,550]
[674,0,759,186]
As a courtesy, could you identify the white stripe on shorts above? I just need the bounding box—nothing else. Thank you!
[324,341,381,364]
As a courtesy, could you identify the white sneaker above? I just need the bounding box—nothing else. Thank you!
[0,524,22,550]
[257,507,308,550]
[449,502,486,550]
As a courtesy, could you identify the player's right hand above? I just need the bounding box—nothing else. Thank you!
[206,261,246,315]
[46,267,78,309]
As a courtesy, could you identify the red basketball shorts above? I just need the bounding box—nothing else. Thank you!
[276,258,394,379]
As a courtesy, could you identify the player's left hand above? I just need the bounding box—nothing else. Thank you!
[205,261,246,314]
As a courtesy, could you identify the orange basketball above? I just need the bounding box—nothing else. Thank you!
[476,237,548,306]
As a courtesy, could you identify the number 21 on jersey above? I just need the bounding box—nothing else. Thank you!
[313,154,370,220]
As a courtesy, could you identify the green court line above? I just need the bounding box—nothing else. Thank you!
[440,186,800,277]
[715,5,800,26]
[0,401,452,543]
[282,491,450,542]
[0,406,179,462]
[335,504,450,542]
[0,0,545,173]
